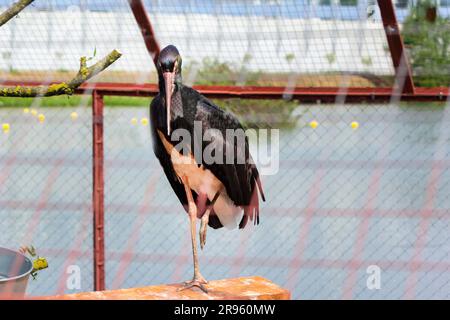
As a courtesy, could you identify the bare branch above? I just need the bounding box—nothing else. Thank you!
[0,0,34,27]
[0,50,122,97]
[0,1,122,98]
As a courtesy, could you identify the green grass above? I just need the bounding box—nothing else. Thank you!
[104,96,149,107]
[0,95,150,108]
[402,1,450,87]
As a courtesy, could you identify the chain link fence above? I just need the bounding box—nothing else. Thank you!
[0,105,93,295]
[0,0,448,299]
[102,100,450,299]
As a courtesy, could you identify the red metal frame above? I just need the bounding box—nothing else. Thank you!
[377,0,415,94]
[92,91,105,291]
[2,0,448,292]
[2,81,449,102]
[129,0,160,65]
[124,0,424,101]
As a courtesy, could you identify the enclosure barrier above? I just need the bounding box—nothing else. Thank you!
[0,0,449,299]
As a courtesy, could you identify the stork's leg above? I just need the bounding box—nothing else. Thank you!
[200,192,220,250]
[178,176,208,293]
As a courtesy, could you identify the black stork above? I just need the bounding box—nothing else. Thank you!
[149,45,265,292]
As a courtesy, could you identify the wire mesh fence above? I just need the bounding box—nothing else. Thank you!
[0,0,449,299]
[1,0,397,86]
[101,100,449,299]
[0,104,93,295]
[2,0,450,87]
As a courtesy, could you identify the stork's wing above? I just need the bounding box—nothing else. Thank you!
[194,97,265,228]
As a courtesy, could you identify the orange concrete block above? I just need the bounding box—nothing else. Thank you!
[44,276,290,300]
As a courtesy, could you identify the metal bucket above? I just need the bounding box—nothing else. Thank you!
[0,247,33,299]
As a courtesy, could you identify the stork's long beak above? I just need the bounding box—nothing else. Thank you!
[163,71,175,136]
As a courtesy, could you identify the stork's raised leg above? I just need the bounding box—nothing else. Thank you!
[200,192,220,250]
[178,176,208,293]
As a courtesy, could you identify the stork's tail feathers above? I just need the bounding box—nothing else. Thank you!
[256,175,265,202]
[208,213,223,229]
[238,167,265,229]
[252,166,265,202]
[239,183,261,229]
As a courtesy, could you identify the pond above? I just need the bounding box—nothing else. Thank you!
[0,102,448,299]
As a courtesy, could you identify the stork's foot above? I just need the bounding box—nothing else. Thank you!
[179,279,208,293]
[178,274,209,293]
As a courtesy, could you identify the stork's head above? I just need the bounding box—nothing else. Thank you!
[157,45,182,135]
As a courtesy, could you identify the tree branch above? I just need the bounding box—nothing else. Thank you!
[0,50,122,97]
[0,1,122,98]
[0,0,34,27]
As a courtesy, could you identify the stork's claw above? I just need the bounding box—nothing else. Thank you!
[178,276,208,293]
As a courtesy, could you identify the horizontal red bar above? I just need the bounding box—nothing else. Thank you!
[2,81,449,102]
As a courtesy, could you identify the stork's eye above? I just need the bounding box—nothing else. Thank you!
[161,60,175,72]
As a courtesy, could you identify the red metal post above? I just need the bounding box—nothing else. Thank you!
[129,0,160,65]
[92,90,105,291]
[378,0,415,94]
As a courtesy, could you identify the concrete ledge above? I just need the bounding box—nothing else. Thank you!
[45,276,290,300]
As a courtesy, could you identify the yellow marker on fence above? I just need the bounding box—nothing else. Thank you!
[31,109,38,116]
[131,117,138,125]
[23,108,30,114]
[2,123,10,133]
[141,117,149,126]
[309,120,318,129]
[38,114,45,123]
[351,121,359,130]
[70,112,78,120]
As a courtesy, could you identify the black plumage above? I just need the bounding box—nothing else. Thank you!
[150,86,265,229]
